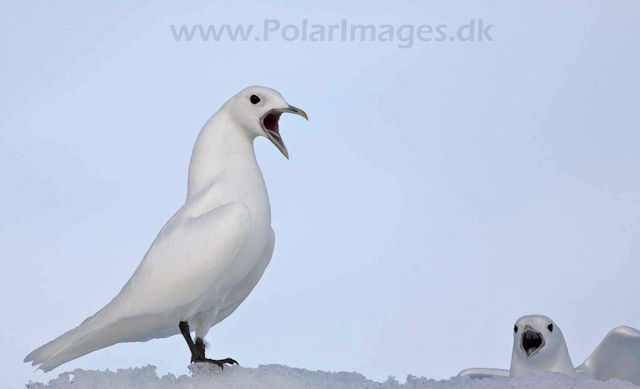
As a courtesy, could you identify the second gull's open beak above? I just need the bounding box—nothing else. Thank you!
[520,327,546,359]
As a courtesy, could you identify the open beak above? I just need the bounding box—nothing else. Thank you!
[260,105,309,159]
[520,327,545,359]
[260,105,308,159]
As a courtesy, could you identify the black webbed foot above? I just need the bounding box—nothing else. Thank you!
[179,321,238,369]
[192,357,239,369]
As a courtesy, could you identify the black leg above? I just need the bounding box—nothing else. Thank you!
[195,338,206,359]
[178,321,238,369]
[179,321,199,363]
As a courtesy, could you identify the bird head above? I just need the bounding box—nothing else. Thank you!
[512,315,563,361]
[227,86,308,159]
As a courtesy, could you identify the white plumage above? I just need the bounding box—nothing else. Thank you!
[459,315,640,386]
[24,86,307,372]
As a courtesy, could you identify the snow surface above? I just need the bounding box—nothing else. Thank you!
[23,364,640,389]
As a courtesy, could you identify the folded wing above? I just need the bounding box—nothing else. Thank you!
[25,201,251,372]
[575,326,640,386]
[458,368,510,379]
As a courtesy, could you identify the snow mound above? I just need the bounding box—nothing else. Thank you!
[24,364,639,389]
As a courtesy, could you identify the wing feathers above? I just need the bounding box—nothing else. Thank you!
[458,368,510,379]
[26,201,252,372]
[576,326,640,385]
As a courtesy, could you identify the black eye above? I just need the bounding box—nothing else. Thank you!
[250,95,260,104]
[548,324,554,332]
[514,325,518,333]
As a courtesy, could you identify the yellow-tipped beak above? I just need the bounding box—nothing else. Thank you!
[286,105,308,121]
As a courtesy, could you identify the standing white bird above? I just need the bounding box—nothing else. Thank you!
[24,86,308,372]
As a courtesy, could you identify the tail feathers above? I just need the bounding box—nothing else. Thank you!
[25,312,181,372]
[24,326,80,365]
[37,336,106,372]
[25,313,106,371]
[27,321,120,372]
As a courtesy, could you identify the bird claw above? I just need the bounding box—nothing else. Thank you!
[192,357,238,369]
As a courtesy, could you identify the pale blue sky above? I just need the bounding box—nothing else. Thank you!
[1,1,639,388]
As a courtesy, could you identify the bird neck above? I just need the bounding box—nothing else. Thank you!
[186,111,260,199]
[554,342,577,374]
